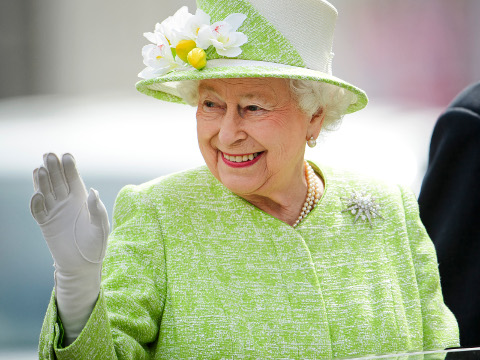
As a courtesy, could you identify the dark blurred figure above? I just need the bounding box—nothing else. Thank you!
[419,82,480,347]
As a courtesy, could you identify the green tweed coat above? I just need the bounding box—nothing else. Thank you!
[38,163,459,359]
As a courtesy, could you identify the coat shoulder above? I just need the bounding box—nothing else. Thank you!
[315,163,406,199]
[122,165,217,195]
[115,165,226,212]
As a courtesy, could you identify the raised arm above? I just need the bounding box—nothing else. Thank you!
[31,153,109,346]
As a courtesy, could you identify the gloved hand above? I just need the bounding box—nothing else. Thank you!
[31,153,109,345]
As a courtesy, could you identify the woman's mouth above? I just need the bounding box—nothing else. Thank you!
[221,151,264,167]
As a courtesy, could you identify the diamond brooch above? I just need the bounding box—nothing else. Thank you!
[341,190,383,227]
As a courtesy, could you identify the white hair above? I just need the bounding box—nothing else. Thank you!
[176,78,357,131]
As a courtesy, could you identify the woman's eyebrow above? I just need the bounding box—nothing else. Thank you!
[241,92,275,103]
[198,84,219,95]
[198,85,275,103]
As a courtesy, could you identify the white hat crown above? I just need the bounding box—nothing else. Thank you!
[246,0,338,74]
[197,0,338,74]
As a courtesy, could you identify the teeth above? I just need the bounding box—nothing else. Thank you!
[224,152,260,162]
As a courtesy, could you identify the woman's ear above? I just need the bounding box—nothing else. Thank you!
[309,106,326,137]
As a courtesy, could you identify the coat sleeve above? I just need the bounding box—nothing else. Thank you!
[38,184,167,360]
[399,185,460,349]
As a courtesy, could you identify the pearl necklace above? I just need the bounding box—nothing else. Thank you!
[293,161,322,228]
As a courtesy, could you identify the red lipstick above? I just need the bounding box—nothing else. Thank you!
[221,152,263,168]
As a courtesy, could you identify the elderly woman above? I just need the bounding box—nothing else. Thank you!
[32,0,459,358]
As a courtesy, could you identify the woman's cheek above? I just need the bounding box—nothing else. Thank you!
[197,120,218,144]
[196,122,218,158]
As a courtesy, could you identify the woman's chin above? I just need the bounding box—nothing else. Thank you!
[211,152,265,195]
[218,175,262,197]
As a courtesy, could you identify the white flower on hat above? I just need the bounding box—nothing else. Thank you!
[183,9,211,42]
[138,32,185,79]
[145,7,211,50]
[138,7,248,78]
[196,13,248,57]
[145,6,193,47]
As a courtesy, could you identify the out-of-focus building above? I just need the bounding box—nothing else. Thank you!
[1,0,478,104]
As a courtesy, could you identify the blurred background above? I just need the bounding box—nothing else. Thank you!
[0,0,478,357]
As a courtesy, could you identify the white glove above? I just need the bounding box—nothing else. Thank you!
[31,153,109,345]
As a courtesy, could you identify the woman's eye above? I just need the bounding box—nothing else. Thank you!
[246,105,261,112]
[204,101,215,108]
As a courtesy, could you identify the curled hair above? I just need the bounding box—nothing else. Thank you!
[288,79,357,131]
[176,80,201,107]
[176,78,357,131]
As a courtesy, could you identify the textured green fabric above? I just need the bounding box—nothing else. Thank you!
[38,163,459,359]
[198,0,305,67]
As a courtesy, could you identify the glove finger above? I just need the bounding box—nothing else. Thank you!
[33,168,39,191]
[37,166,56,210]
[87,188,110,236]
[44,153,69,201]
[62,153,87,198]
[30,192,48,224]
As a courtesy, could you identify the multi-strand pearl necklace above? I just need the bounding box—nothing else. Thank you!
[293,161,322,228]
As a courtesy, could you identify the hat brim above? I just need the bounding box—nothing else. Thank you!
[136,64,368,114]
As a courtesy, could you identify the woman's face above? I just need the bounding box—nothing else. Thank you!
[196,77,321,199]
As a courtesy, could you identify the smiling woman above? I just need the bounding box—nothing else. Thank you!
[33,0,459,358]
[195,78,324,226]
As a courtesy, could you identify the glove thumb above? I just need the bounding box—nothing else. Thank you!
[87,188,110,238]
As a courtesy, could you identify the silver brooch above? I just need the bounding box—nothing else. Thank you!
[341,190,383,227]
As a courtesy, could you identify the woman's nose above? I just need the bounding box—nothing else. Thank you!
[217,106,247,146]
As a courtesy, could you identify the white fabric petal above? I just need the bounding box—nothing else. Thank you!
[229,32,248,47]
[157,6,194,46]
[138,67,157,79]
[168,28,187,47]
[174,59,193,71]
[216,46,242,57]
[143,32,157,44]
[172,6,194,31]
[161,49,175,63]
[223,13,247,31]
[158,16,173,34]
[194,8,211,26]
[144,57,159,68]
[173,6,190,20]
[152,66,173,76]
[142,44,155,57]
[156,33,172,52]
[196,25,214,49]
[182,8,212,41]
[211,21,232,35]
[210,38,226,50]
[142,45,158,66]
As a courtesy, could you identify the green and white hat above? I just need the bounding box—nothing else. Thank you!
[136,0,368,113]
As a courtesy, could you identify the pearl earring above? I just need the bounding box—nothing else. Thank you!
[307,136,317,148]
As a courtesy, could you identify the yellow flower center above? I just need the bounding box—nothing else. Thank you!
[187,48,207,70]
[176,40,197,63]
